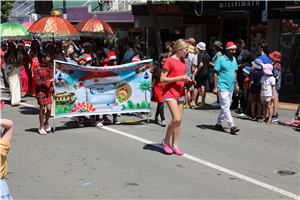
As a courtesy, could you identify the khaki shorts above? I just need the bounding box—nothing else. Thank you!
[250,93,261,103]
[261,96,272,102]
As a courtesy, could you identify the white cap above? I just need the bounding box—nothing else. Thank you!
[197,42,206,51]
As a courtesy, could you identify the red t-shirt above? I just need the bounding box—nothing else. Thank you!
[163,57,187,98]
[1,49,5,69]
[243,76,249,91]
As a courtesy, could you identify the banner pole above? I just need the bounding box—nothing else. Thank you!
[53,60,56,133]
[148,112,149,123]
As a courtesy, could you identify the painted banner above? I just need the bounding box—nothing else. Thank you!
[53,60,153,119]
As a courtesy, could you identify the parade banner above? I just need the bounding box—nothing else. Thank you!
[53,60,153,119]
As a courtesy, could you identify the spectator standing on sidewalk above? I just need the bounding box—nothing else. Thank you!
[209,41,223,107]
[234,39,253,116]
[213,41,240,134]
[1,42,9,90]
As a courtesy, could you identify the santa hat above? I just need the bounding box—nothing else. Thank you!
[82,53,92,62]
[24,41,31,47]
[225,41,237,50]
[45,42,55,48]
[82,41,92,47]
[17,41,25,47]
[77,56,87,64]
[132,56,140,63]
[107,51,116,61]
[103,58,108,66]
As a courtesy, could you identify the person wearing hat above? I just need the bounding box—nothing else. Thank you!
[233,39,253,115]
[269,51,282,122]
[1,42,9,90]
[209,41,223,107]
[248,58,264,121]
[213,41,240,134]
[24,41,31,54]
[80,41,97,64]
[0,106,14,200]
[191,42,210,108]
[259,63,276,124]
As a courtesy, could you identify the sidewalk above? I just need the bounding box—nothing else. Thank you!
[205,92,298,111]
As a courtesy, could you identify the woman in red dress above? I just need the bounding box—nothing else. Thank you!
[28,40,40,96]
[160,39,191,156]
[151,55,167,127]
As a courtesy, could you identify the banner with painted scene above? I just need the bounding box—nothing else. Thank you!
[53,60,153,119]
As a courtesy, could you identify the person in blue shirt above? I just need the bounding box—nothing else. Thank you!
[213,41,240,134]
[257,42,272,64]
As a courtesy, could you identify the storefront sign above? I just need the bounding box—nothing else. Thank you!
[203,1,265,11]
[268,10,300,19]
[183,16,219,24]
[153,4,182,14]
[285,1,300,8]
[62,6,133,22]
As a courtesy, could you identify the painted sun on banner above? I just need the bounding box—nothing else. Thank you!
[53,60,153,119]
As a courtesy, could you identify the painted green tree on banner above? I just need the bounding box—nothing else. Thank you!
[138,80,151,102]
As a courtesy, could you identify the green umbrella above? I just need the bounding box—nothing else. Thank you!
[0,21,30,41]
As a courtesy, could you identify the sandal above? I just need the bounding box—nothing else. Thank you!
[173,147,184,156]
[155,117,161,125]
[190,103,196,107]
[266,120,272,125]
[258,119,265,123]
[161,139,173,154]
[38,128,47,135]
[44,123,51,132]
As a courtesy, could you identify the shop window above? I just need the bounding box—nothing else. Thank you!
[250,20,267,59]
[280,19,300,85]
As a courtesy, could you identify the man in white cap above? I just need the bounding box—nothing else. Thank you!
[80,41,97,64]
[190,42,210,108]
[213,41,240,134]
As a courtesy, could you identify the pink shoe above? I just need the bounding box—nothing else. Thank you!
[173,148,184,156]
[161,139,173,154]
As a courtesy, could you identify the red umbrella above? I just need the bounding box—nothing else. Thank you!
[75,13,117,54]
[22,21,34,29]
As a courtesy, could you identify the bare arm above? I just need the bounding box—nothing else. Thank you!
[235,72,239,91]
[1,119,13,143]
[160,68,190,84]
[271,85,275,102]
[194,62,203,77]
[213,70,218,95]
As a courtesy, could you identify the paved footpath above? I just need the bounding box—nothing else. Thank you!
[1,86,299,199]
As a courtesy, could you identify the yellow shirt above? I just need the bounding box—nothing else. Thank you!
[1,138,11,179]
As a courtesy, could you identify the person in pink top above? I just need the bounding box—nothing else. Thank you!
[160,39,192,156]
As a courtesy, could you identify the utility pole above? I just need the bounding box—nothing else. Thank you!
[63,0,67,19]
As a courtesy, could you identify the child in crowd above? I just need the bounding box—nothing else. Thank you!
[249,59,264,121]
[269,51,282,122]
[1,102,14,200]
[259,63,275,124]
[238,66,251,117]
[160,39,191,156]
[151,55,167,127]
[34,50,56,134]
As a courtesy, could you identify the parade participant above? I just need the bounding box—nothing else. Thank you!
[191,42,210,108]
[54,42,66,62]
[101,52,120,125]
[213,41,240,134]
[151,55,167,126]
[80,41,97,62]
[17,41,29,97]
[82,53,92,66]
[28,40,41,96]
[1,103,14,200]
[121,42,135,64]
[24,41,30,54]
[160,39,191,155]
[259,63,275,124]
[184,38,195,109]
[4,41,22,106]
[249,59,264,121]
[1,42,9,90]
[34,50,56,135]
[209,41,223,107]
[134,43,144,60]
[269,51,282,122]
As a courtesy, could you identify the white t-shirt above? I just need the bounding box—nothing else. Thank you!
[260,75,275,97]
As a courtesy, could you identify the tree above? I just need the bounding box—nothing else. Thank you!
[1,1,15,22]
[138,80,151,102]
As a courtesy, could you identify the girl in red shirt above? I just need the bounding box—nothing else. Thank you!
[151,55,167,126]
[160,39,191,155]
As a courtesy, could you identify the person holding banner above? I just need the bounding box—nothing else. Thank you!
[34,50,56,135]
[28,40,41,97]
[160,39,192,156]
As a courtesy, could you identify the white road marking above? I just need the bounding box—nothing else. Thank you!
[2,97,299,199]
[101,126,300,200]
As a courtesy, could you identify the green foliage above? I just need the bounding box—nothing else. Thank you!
[55,104,75,115]
[140,101,150,109]
[73,84,77,90]
[127,100,134,109]
[122,100,150,110]
[138,80,151,92]
[1,1,15,20]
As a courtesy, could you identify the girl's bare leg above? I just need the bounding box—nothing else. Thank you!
[39,105,45,129]
[44,103,52,125]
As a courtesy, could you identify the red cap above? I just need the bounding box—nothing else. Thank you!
[225,41,237,50]
[107,51,116,61]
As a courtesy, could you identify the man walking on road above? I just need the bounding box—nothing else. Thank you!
[213,41,240,134]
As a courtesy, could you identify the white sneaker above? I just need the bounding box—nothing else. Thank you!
[211,101,220,107]
[95,121,103,127]
[78,122,84,127]
[239,113,246,117]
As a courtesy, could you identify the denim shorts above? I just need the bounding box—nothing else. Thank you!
[1,179,13,200]
[164,96,185,102]
[275,90,279,99]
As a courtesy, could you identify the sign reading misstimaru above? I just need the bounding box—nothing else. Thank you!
[53,60,153,119]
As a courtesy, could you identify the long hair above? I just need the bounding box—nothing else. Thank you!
[259,42,269,56]
[152,54,168,82]
[30,40,40,55]
[168,39,189,58]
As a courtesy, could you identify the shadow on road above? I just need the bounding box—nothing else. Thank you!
[143,143,169,155]
[19,107,39,115]
[196,124,238,135]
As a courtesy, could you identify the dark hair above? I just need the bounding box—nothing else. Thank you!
[165,41,174,48]
[16,46,26,56]
[126,42,133,48]
[235,39,246,48]
[37,50,49,63]
[259,43,269,56]
[152,55,168,82]
[30,40,40,54]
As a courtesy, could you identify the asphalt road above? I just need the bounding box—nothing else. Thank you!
[1,89,299,199]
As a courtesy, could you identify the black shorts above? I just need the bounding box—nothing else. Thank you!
[195,77,207,88]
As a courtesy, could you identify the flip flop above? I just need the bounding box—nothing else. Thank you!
[38,128,47,135]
